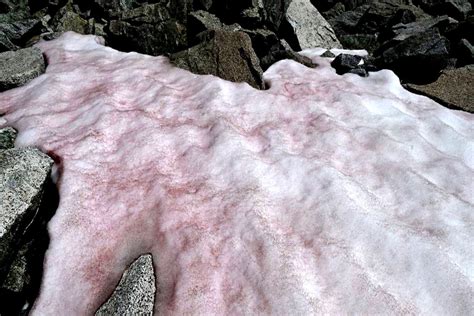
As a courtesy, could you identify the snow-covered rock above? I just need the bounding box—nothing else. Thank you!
[0,32,472,315]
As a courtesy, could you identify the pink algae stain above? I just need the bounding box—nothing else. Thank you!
[0,33,473,315]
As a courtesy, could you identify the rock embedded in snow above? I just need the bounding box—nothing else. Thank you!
[284,0,341,50]
[0,47,45,91]
[0,32,473,315]
[96,254,156,316]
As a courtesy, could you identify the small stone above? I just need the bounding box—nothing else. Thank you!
[0,47,45,91]
[96,254,156,316]
[0,127,16,150]
[321,50,335,58]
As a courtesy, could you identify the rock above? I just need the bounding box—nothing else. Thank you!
[0,0,13,14]
[187,10,241,44]
[418,0,472,21]
[0,47,45,91]
[0,19,42,48]
[328,4,369,35]
[321,50,335,57]
[107,3,188,55]
[283,0,341,50]
[339,33,378,53]
[262,0,291,31]
[322,2,346,20]
[456,38,473,66]
[375,28,450,83]
[331,53,363,74]
[0,127,16,150]
[50,8,89,34]
[404,65,474,113]
[0,147,54,315]
[96,254,156,316]
[170,30,264,89]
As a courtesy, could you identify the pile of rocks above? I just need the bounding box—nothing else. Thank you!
[0,0,344,89]
[314,0,473,83]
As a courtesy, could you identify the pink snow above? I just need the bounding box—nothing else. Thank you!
[0,32,473,315]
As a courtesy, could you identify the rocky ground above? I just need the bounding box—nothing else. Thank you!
[0,0,472,315]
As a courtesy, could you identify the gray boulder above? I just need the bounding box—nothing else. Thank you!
[0,18,42,52]
[170,30,265,89]
[96,254,156,316]
[0,46,45,91]
[284,0,341,50]
[0,147,54,314]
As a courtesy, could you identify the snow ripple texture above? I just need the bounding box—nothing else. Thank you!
[0,32,472,315]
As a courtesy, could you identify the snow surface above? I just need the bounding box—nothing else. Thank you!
[0,32,473,315]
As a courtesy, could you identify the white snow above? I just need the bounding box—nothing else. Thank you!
[0,32,472,315]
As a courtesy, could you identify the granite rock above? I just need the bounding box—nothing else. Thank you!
[0,127,16,150]
[0,47,45,91]
[96,254,156,316]
[170,30,264,89]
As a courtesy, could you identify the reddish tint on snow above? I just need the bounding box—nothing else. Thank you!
[0,32,473,315]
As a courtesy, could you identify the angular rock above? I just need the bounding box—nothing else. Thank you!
[50,8,89,34]
[375,28,450,83]
[331,53,363,74]
[0,127,16,150]
[418,0,472,21]
[170,30,264,89]
[0,47,45,91]
[0,148,53,283]
[0,19,42,48]
[404,65,474,113]
[262,0,291,31]
[339,33,378,53]
[321,50,336,57]
[283,0,341,50]
[96,254,156,316]
[456,38,474,66]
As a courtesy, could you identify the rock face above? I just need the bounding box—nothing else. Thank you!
[284,0,341,50]
[404,65,474,113]
[0,47,45,91]
[0,147,54,315]
[0,127,16,150]
[171,30,265,89]
[96,254,156,316]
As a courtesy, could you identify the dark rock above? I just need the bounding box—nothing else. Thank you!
[322,2,346,20]
[171,30,264,89]
[321,50,335,57]
[375,28,450,83]
[261,45,317,69]
[187,10,241,44]
[456,38,473,66]
[49,4,89,34]
[0,47,45,91]
[0,0,13,14]
[0,32,17,51]
[339,33,378,53]
[348,66,368,76]
[193,0,213,11]
[416,0,472,21]
[282,0,341,50]
[0,18,42,50]
[262,0,291,31]
[386,8,417,26]
[404,65,474,113]
[96,254,156,316]
[0,127,16,150]
[331,53,363,74]
[328,4,369,35]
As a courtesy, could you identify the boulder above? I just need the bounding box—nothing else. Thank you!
[170,30,264,89]
[0,19,42,52]
[456,38,473,66]
[417,0,472,21]
[283,0,341,50]
[0,148,54,315]
[375,28,450,83]
[107,3,188,55]
[0,47,45,91]
[96,254,156,316]
[404,65,474,113]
